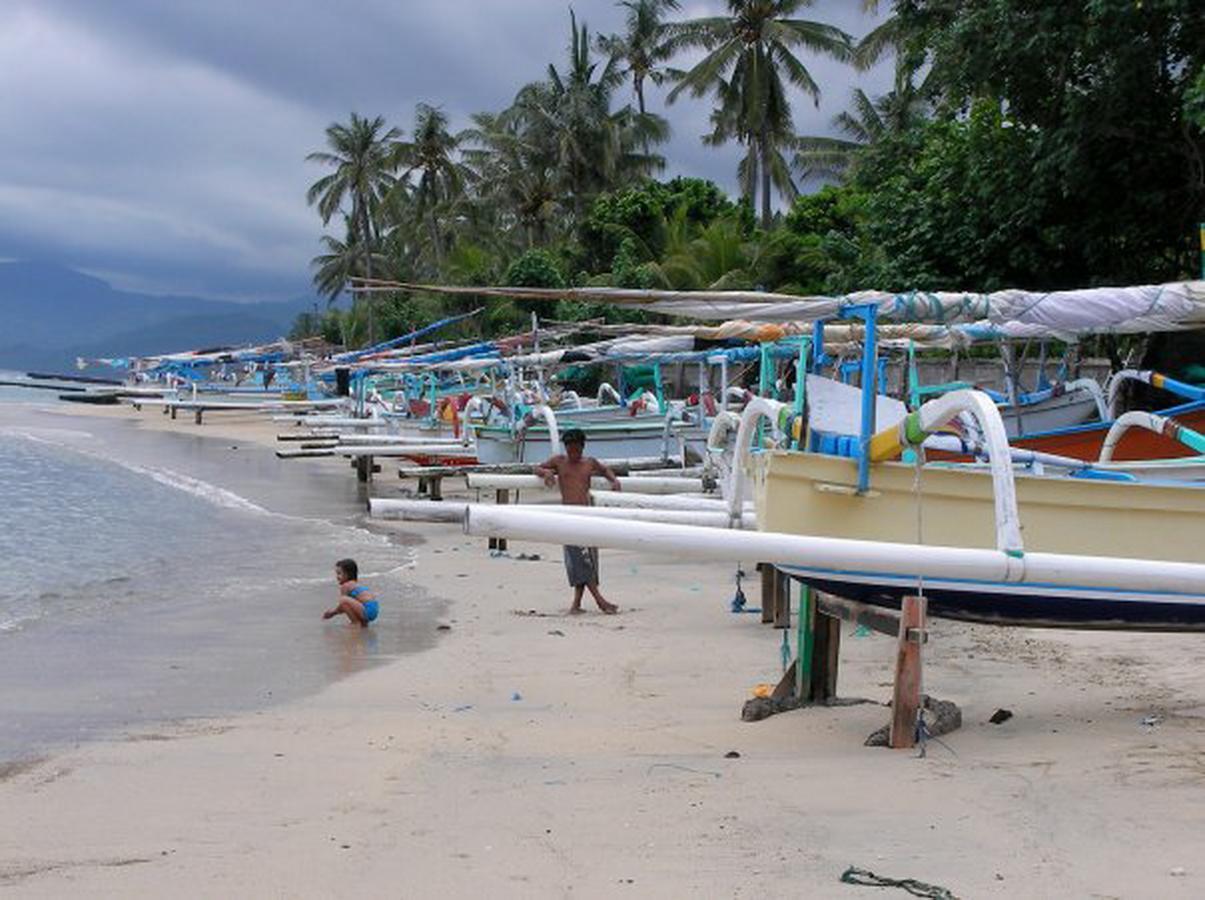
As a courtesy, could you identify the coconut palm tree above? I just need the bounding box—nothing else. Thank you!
[793,83,927,180]
[666,0,852,227]
[306,113,402,281]
[393,104,470,271]
[596,0,681,116]
[852,0,902,73]
[522,11,668,220]
[460,110,561,247]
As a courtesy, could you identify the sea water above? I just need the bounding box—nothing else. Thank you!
[0,374,441,761]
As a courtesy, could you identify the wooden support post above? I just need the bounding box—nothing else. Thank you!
[494,489,509,552]
[773,569,790,630]
[759,564,775,624]
[889,595,927,750]
[356,455,372,484]
[810,612,841,703]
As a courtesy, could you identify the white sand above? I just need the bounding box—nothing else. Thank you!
[2,406,1204,897]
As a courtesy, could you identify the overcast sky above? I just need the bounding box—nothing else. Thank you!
[0,1,889,301]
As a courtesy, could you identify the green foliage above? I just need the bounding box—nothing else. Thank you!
[577,176,738,275]
[1186,68,1205,130]
[783,186,864,241]
[504,248,567,288]
[852,102,1060,290]
[897,0,1204,284]
[301,0,1202,345]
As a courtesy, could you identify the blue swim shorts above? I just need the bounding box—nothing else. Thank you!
[361,600,379,623]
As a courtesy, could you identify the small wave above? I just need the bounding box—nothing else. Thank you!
[0,425,96,445]
[124,464,272,516]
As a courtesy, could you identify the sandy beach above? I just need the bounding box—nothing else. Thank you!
[2,405,1205,898]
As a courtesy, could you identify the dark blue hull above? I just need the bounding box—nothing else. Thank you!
[780,565,1205,633]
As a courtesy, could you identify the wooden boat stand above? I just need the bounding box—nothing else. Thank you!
[763,568,928,749]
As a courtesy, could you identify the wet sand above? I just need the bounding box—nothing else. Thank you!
[1,403,1204,896]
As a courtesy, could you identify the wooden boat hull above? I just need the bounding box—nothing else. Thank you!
[754,451,1205,631]
[472,421,706,464]
[779,566,1205,631]
[931,400,1205,463]
[999,388,1100,438]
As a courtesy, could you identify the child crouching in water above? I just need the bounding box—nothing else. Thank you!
[324,558,379,626]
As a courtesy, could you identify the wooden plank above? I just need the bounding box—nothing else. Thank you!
[759,564,775,624]
[495,488,508,552]
[356,455,372,483]
[773,569,790,630]
[813,613,841,702]
[816,593,902,639]
[772,659,796,700]
[889,595,927,750]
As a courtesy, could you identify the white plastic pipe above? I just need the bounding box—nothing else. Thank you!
[522,405,562,455]
[1099,410,1205,462]
[727,398,789,521]
[706,410,741,451]
[466,474,705,494]
[339,445,476,458]
[873,389,1022,556]
[336,434,464,445]
[465,506,1205,596]
[597,383,622,406]
[368,498,466,522]
[590,491,751,512]
[1107,369,1148,417]
[272,416,382,427]
[373,499,755,528]
[1064,377,1109,422]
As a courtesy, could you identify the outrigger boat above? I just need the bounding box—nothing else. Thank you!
[436,279,1205,633]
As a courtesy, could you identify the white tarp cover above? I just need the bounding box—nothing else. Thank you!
[390,280,1205,338]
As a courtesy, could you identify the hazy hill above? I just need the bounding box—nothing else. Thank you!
[0,261,313,371]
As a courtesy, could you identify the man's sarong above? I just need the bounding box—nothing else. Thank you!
[563,545,600,587]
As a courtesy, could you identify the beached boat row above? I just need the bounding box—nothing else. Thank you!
[30,276,1205,634]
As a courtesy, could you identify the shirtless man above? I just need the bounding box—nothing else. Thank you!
[534,428,621,614]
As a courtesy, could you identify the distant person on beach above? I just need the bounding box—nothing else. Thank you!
[534,428,621,615]
[324,558,379,626]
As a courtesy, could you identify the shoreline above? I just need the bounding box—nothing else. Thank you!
[0,401,445,765]
[1,404,1204,895]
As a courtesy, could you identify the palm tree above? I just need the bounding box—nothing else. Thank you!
[306,113,402,280]
[703,67,800,219]
[393,104,470,271]
[793,83,927,180]
[460,110,561,247]
[524,11,668,219]
[596,0,681,116]
[666,0,852,228]
[311,226,361,303]
[852,0,902,73]
[540,12,627,211]
[307,114,402,342]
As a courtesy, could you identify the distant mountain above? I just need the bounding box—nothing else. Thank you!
[0,261,316,371]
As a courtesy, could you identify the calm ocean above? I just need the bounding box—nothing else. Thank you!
[0,373,441,761]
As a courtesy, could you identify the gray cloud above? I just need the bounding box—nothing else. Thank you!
[0,0,889,300]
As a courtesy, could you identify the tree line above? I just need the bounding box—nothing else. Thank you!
[294,0,1204,349]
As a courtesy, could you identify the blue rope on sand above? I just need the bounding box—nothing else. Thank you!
[729,568,760,613]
